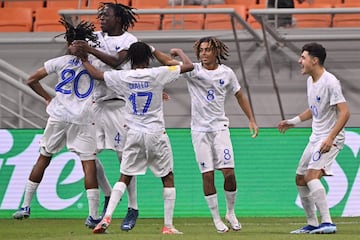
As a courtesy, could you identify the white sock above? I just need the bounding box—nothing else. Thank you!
[95,158,112,197]
[163,187,176,227]
[117,152,137,210]
[205,194,221,222]
[127,176,138,210]
[298,185,318,226]
[225,190,237,216]
[22,180,39,208]
[308,179,332,223]
[86,188,100,219]
[104,182,126,217]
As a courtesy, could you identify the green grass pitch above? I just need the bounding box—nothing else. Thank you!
[1,217,360,240]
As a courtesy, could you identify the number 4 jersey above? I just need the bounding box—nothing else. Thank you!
[44,55,95,125]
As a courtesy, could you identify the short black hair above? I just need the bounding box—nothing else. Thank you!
[302,42,326,66]
[126,42,154,66]
[59,17,98,44]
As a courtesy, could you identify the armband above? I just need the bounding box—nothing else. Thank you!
[286,116,301,125]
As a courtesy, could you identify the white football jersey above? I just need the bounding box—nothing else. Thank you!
[44,55,95,124]
[307,70,346,143]
[89,31,138,101]
[184,63,241,132]
[104,65,181,132]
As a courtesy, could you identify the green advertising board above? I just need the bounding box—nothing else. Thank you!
[0,128,359,219]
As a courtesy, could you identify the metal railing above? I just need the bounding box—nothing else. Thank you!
[2,6,360,128]
[249,7,360,120]
[0,59,55,128]
[0,7,263,127]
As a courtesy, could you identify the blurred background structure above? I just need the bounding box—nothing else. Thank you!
[0,0,359,129]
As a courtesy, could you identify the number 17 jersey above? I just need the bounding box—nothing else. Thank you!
[103,65,181,133]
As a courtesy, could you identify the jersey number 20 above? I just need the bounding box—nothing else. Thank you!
[55,69,94,99]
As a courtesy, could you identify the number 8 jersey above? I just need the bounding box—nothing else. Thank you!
[44,55,95,124]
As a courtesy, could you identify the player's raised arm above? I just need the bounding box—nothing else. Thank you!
[169,48,194,73]
[151,45,180,66]
[73,40,127,69]
[83,60,105,81]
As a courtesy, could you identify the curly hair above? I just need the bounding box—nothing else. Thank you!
[97,1,137,31]
[59,17,98,45]
[193,37,229,64]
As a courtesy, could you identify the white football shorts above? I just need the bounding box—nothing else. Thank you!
[40,117,96,160]
[94,100,127,155]
[191,129,235,173]
[296,140,341,176]
[120,129,174,178]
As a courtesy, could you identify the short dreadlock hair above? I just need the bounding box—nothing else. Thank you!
[97,2,137,31]
[193,37,229,64]
[126,42,154,67]
[59,17,98,45]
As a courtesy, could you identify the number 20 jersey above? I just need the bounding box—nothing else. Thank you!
[44,55,95,124]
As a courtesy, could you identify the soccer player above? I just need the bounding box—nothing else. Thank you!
[75,41,194,235]
[72,2,139,230]
[278,42,350,234]
[184,36,258,233]
[12,18,103,226]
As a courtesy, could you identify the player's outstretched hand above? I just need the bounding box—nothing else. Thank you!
[277,120,293,133]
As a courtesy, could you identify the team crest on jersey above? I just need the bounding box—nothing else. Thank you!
[219,79,225,86]
[316,96,321,102]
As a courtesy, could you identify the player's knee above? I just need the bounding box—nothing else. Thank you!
[79,153,96,161]
[162,172,174,187]
[39,147,53,157]
[295,174,306,185]
[202,171,214,182]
